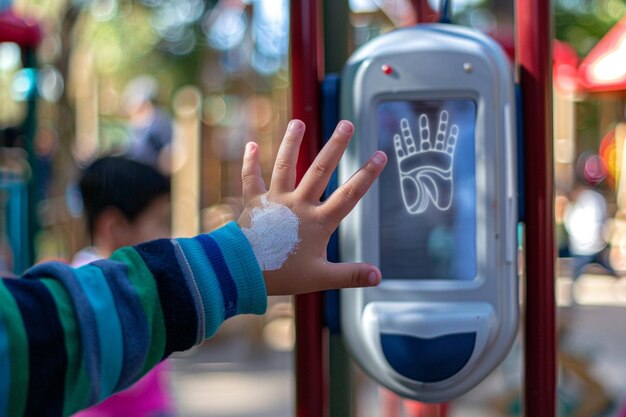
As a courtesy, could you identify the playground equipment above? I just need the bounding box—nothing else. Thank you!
[0,8,42,272]
[290,0,554,415]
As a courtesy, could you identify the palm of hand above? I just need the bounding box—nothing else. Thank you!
[394,110,459,214]
[238,120,387,295]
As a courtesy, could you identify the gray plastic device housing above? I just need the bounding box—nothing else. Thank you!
[339,24,518,402]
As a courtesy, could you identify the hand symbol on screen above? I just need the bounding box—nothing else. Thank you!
[394,111,459,214]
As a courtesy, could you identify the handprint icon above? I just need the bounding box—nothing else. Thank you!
[394,110,459,214]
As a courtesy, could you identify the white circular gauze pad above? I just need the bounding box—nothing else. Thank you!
[242,196,301,271]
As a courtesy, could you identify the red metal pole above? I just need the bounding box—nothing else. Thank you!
[408,0,438,24]
[516,0,556,416]
[290,1,326,417]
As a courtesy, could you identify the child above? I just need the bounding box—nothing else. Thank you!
[0,119,387,417]
[72,157,175,417]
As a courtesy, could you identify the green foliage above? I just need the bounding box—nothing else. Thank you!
[78,1,206,103]
[555,0,626,56]
[83,3,159,74]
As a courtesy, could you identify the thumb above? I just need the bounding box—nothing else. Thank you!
[321,262,382,290]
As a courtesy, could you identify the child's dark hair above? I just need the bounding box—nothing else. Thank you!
[79,156,170,237]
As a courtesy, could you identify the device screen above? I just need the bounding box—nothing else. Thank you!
[377,98,477,280]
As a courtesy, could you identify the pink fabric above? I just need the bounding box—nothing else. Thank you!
[72,362,175,417]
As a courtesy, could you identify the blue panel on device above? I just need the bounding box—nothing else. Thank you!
[322,74,341,334]
[381,332,476,383]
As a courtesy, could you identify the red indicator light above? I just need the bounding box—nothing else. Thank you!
[382,64,393,75]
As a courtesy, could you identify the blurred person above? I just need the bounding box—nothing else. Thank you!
[555,192,571,258]
[72,156,175,417]
[563,182,614,283]
[0,120,387,417]
[122,76,173,174]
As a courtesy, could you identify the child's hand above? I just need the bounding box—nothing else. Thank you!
[238,119,387,295]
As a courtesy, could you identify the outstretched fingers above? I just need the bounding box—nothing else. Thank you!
[446,124,459,154]
[321,151,387,225]
[435,110,449,150]
[394,133,405,160]
[401,118,417,154]
[241,142,266,202]
[298,120,354,201]
[270,119,305,193]
[418,114,430,151]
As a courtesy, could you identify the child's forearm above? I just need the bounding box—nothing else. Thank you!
[0,221,266,417]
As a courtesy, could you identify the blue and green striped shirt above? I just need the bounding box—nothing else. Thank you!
[0,222,267,417]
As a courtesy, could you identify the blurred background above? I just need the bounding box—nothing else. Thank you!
[1,0,626,416]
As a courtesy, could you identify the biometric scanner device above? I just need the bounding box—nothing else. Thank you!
[339,24,518,402]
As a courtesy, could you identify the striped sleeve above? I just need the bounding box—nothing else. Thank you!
[176,221,267,337]
[0,221,266,417]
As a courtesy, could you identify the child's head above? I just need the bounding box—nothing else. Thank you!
[79,156,171,253]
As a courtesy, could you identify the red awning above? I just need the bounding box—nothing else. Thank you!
[0,9,42,48]
[578,17,626,92]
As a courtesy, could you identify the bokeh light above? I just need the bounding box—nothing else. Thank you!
[37,65,64,102]
[349,0,377,13]
[0,43,21,71]
[163,26,196,55]
[600,129,616,184]
[90,0,118,21]
[203,95,227,126]
[11,68,37,101]
[577,151,608,186]
[252,0,288,59]
[205,7,248,51]
[583,153,608,185]
[251,50,281,76]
